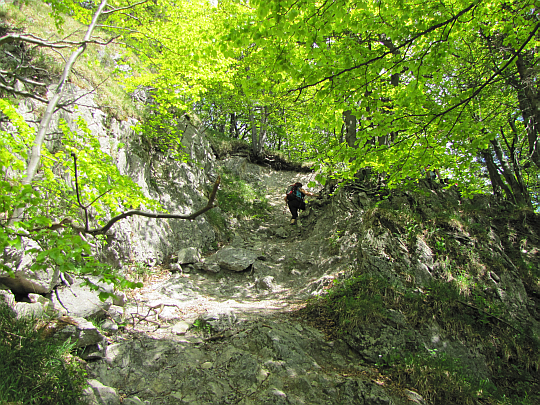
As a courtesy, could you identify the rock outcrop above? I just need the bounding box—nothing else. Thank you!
[2,86,539,404]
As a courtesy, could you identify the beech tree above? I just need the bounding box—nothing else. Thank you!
[221,0,539,204]
[0,0,221,289]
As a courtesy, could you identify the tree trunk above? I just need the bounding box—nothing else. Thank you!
[480,149,509,200]
[516,54,540,170]
[490,138,532,207]
[229,113,239,138]
[10,0,108,224]
[258,106,267,153]
[251,106,259,156]
[343,110,357,148]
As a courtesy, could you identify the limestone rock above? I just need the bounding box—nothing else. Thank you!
[52,277,112,319]
[198,309,237,333]
[88,319,403,405]
[101,319,119,334]
[172,320,190,335]
[204,247,257,272]
[83,379,120,405]
[112,291,126,307]
[255,275,275,290]
[0,238,59,294]
[0,289,15,306]
[170,263,183,272]
[177,247,201,264]
[54,316,105,348]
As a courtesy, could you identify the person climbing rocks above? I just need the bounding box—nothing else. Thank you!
[424,166,442,182]
[284,182,319,225]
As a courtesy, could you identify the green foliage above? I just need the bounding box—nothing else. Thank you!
[311,269,540,404]
[392,349,498,405]
[133,105,188,160]
[190,318,212,335]
[319,274,404,327]
[2,1,142,120]
[0,99,149,290]
[124,261,154,283]
[207,131,250,159]
[0,300,87,404]
[214,169,271,220]
[326,229,343,255]
[204,208,228,236]
[216,0,540,204]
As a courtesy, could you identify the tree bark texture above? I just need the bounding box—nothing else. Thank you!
[343,110,357,148]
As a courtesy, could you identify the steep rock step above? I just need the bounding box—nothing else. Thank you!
[88,318,407,405]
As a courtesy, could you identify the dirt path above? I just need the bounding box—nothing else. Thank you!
[119,162,333,339]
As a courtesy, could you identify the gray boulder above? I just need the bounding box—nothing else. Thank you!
[177,247,201,264]
[13,295,59,318]
[204,247,257,272]
[54,316,106,348]
[197,309,237,333]
[0,289,15,306]
[83,379,120,405]
[0,238,59,294]
[52,277,113,319]
[255,275,275,290]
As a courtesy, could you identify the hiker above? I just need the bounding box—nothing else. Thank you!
[424,166,442,181]
[284,182,319,225]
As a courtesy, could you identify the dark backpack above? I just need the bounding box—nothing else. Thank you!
[286,184,304,201]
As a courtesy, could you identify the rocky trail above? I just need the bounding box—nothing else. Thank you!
[85,160,410,405]
[118,162,330,340]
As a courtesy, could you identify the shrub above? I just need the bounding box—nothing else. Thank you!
[0,300,87,404]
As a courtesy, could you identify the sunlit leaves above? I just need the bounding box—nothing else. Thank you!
[218,0,539,199]
[0,100,161,285]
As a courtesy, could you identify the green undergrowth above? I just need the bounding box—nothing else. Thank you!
[203,167,271,244]
[1,1,142,120]
[0,300,87,404]
[208,168,271,224]
[207,131,251,159]
[307,194,540,404]
[310,273,539,404]
[366,196,540,299]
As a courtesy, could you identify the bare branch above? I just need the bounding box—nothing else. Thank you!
[0,82,48,103]
[71,152,89,231]
[96,25,141,33]
[427,22,540,123]
[103,0,151,15]
[0,69,47,86]
[0,33,73,48]
[0,32,119,49]
[78,176,221,236]
[85,188,113,209]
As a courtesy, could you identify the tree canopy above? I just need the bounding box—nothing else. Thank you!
[0,0,539,287]
[117,0,539,206]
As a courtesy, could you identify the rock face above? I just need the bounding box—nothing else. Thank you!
[177,247,201,265]
[0,238,59,295]
[11,84,220,276]
[1,84,220,309]
[89,319,405,405]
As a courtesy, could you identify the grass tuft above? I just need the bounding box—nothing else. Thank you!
[0,299,87,404]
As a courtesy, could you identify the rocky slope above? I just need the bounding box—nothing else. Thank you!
[85,159,410,405]
[1,86,538,404]
[85,154,539,405]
